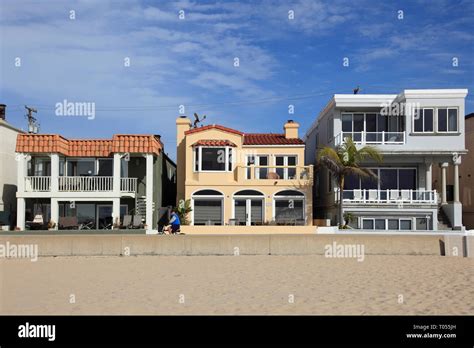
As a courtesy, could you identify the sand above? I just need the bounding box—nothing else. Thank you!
[0,255,473,315]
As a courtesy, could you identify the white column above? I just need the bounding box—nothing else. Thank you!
[454,163,460,203]
[17,153,26,193]
[145,154,154,231]
[441,162,448,204]
[113,153,121,193]
[112,198,121,226]
[425,162,432,191]
[50,153,59,192]
[16,198,25,230]
[50,198,59,230]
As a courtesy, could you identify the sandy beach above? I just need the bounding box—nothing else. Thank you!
[1,255,473,315]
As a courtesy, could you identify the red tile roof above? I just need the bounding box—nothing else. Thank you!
[185,124,304,145]
[16,134,162,157]
[192,139,237,147]
[243,133,304,145]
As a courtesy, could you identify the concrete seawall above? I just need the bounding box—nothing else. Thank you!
[0,234,449,257]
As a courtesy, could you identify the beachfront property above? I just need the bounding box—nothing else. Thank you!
[176,116,313,226]
[305,89,469,231]
[0,105,24,230]
[432,112,474,229]
[15,133,176,231]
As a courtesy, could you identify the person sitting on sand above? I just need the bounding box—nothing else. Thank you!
[163,209,181,234]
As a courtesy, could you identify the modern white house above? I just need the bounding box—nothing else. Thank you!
[0,104,24,229]
[15,133,176,232]
[305,89,469,231]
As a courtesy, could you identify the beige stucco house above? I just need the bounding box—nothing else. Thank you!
[176,116,313,226]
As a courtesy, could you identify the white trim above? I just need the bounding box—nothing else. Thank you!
[194,146,234,173]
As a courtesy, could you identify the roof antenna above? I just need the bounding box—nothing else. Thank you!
[193,113,206,128]
[353,86,360,95]
[25,105,40,134]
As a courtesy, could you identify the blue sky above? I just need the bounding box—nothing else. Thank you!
[1,0,473,160]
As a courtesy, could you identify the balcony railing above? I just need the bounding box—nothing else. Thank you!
[24,176,51,192]
[120,177,137,193]
[24,176,137,193]
[237,165,313,181]
[339,189,438,204]
[59,176,113,192]
[334,131,405,146]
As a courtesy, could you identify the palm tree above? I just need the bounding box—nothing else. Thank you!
[318,137,383,228]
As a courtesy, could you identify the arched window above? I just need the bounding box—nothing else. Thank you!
[274,190,305,224]
[275,190,304,197]
[193,189,223,196]
[192,189,223,225]
[234,190,264,196]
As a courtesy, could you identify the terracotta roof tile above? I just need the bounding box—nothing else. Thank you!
[192,139,237,147]
[243,133,304,145]
[16,134,162,157]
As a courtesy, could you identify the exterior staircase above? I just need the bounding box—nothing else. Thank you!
[135,196,155,217]
[437,207,452,231]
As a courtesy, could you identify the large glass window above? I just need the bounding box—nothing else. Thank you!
[67,159,95,176]
[201,147,226,171]
[193,200,223,225]
[195,147,232,172]
[98,159,113,176]
[274,190,304,223]
[414,108,434,132]
[275,155,297,179]
[437,108,458,133]
[29,158,51,176]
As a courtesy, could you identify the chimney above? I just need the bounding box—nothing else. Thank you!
[0,104,5,120]
[284,119,299,139]
[176,116,192,204]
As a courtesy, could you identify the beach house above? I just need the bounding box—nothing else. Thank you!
[176,116,313,226]
[15,133,176,231]
[305,89,468,231]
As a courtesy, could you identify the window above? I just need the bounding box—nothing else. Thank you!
[387,219,399,230]
[400,220,412,230]
[274,190,305,223]
[246,155,269,179]
[416,218,428,230]
[437,108,458,132]
[192,190,224,225]
[194,147,233,172]
[29,157,51,176]
[362,219,374,229]
[67,159,95,176]
[374,219,386,230]
[275,155,297,179]
[414,108,434,132]
[98,159,113,176]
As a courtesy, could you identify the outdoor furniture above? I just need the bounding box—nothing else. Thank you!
[79,220,94,230]
[389,189,399,202]
[266,172,280,180]
[400,189,411,201]
[59,216,79,229]
[353,189,362,202]
[131,215,143,229]
[26,214,44,230]
[121,215,132,229]
[368,189,378,202]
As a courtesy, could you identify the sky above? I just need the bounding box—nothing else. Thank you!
[1,0,473,161]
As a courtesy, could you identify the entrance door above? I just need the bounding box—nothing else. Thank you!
[234,198,263,226]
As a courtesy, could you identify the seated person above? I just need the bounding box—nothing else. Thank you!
[163,209,181,234]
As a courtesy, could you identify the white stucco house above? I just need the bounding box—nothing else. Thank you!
[0,105,24,229]
[305,89,468,231]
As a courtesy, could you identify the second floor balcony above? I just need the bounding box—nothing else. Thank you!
[334,131,405,146]
[339,189,438,205]
[24,176,137,194]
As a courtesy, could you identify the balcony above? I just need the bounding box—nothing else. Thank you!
[24,176,137,193]
[236,165,313,183]
[334,131,405,146]
[339,189,438,205]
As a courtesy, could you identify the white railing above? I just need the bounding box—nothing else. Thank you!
[334,131,405,146]
[238,165,313,181]
[339,189,438,204]
[59,176,113,192]
[24,176,51,192]
[120,177,137,193]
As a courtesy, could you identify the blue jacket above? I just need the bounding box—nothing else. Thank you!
[169,212,181,226]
